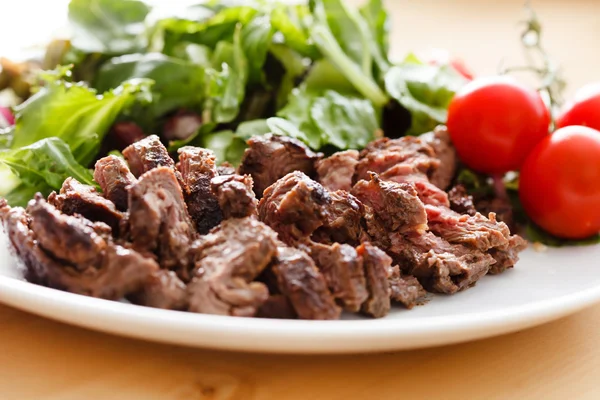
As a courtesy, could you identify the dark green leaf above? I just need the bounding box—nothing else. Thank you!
[359,0,390,80]
[303,59,356,94]
[384,60,466,135]
[241,15,275,84]
[269,43,309,109]
[199,129,246,165]
[235,119,269,139]
[267,117,320,150]
[68,0,151,55]
[0,137,96,196]
[12,78,152,166]
[271,4,318,59]
[526,224,600,247]
[169,43,213,65]
[276,88,321,148]
[94,53,205,117]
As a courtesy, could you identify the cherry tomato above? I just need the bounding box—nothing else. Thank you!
[519,126,600,239]
[447,76,551,175]
[556,82,600,130]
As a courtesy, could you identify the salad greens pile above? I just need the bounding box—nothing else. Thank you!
[0,0,467,206]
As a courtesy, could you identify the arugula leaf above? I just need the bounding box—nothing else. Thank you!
[204,26,248,124]
[200,130,246,165]
[310,90,379,149]
[94,53,205,117]
[270,4,318,59]
[384,58,466,135]
[235,119,270,139]
[68,0,151,55]
[310,3,388,107]
[0,137,96,191]
[526,224,600,247]
[11,77,152,166]
[275,87,379,150]
[303,59,356,94]
[269,44,309,109]
[359,0,390,79]
[241,15,275,85]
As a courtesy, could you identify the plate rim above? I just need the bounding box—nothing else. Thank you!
[1,270,599,354]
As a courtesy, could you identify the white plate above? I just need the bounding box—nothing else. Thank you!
[1,231,599,354]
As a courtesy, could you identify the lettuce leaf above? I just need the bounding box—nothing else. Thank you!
[68,0,152,55]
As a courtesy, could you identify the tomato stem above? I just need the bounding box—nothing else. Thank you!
[492,174,508,201]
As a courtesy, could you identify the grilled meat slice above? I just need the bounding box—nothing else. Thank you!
[177,146,222,234]
[187,218,278,316]
[387,265,427,309]
[239,134,322,197]
[94,155,137,211]
[128,270,188,310]
[211,174,257,219]
[123,135,177,177]
[270,245,341,320]
[420,125,457,190]
[48,177,124,233]
[128,167,195,273]
[355,242,392,317]
[312,190,364,245]
[316,150,359,192]
[259,171,331,245]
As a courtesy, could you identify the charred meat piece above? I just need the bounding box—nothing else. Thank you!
[94,155,137,211]
[312,190,364,245]
[355,242,392,317]
[177,146,222,234]
[420,125,457,190]
[488,235,528,274]
[389,231,494,294]
[217,162,236,176]
[123,135,177,177]
[425,205,510,252]
[211,174,257,219]
[475,196,516,231]
[238,134,322,197]
[448,184,477,216]
[305,242,368,313]
[187,218,278,316]
[48,178,124,233]
[316,150,359,192]
[271,245,341,320]
[352,173,427,234]
[28,195,107,268]
[18,197,159,300]
[256,295,298,319]
[387,265,426,309]
[128,270,188,310]
[128,167,195,272]
[354,136,439,182]
[259,171,331,245]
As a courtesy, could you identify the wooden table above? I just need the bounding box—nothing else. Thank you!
[2,1,600,399]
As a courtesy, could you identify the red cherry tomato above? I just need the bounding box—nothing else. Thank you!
[447,76,551,175]
[556,83,600,130]
[519,126,600,239]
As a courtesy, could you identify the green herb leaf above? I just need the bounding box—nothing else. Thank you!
[94,53,205,117]
[359,0,390,80]
[0,137,96,204]
[241,15,275,84]
[12,77,152,166]
[68,0,152,55]
[526,224,600,247]
[200,130,246,165]
[384,58,466,135]
[270,4,318,59]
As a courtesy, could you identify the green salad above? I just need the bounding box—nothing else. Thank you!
[0,0,466,206]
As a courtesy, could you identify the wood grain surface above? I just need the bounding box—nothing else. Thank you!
[2,1,600,399]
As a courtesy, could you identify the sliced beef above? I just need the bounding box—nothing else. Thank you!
[305,242,368,313]
[258,171,331,245]
[489,235,528,274]
[354,136,439,182]
[128,167,195,273]
[316,150,359,192]
[48,177,123,233]
[211,174,257,219]
[256,295,298,319]
[425,205,510,252]
[387,265,427,309]
[94,155,137,211]
[123,135,177,177]
[217,162,236,176]
[238,134,322,197]
[187,218,278,316]
[19,197,159,300]
[271,245,341,320]
[388,231,494,294]
[177,146,222,234]
[352,173,427,234]
[421,125,457,190]
[128,270,188,310]
[356,242,391,317]
[379,164,450,207]
[312,190,364,245]
[448,184,477,216]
